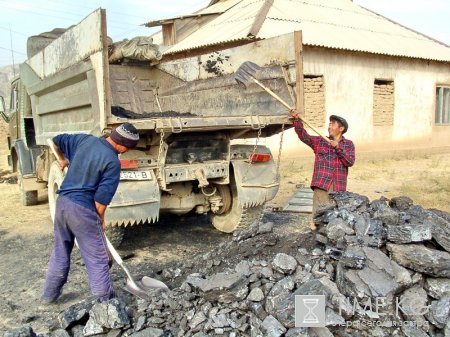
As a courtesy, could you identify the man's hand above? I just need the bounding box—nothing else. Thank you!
[95,201,107,231]
[289,107,299,119]
[330,140,339,149]
[58,159,69,171]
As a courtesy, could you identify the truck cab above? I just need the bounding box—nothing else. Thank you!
[1,78,46,206]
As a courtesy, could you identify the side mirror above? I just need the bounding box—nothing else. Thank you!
[0,96,9,122]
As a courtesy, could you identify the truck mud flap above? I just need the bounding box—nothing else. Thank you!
[231,160,279,208]
[106,176,160,226]
[12,139,34,175]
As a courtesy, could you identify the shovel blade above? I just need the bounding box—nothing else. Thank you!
[123,280,152,300]
[234,71,252,87]
[140,276,169,290]
[234,61,262,87]
[123,277,169,300]
[239,61,262,76]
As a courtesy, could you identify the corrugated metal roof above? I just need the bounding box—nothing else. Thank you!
[144,0,242,27]
[144,13,220,28]
[148,0,244,48]
[161,0,450,62]
[197,0,243,14]
[163,0,262,53]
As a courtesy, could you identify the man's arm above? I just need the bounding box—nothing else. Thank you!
[289,108,319,150]
[53,134,88,165]
[292,119,320,151]
[335,141,355,167]
[51,142,69,170]
[95,201,107,230]
[94,162,121,230]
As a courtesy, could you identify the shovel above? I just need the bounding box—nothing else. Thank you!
[46,139,169,300]
[234,61,331,144]
[105,237,169,299]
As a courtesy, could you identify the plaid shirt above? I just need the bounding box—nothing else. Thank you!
[293,119,355,191]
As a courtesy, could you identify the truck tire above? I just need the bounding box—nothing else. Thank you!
[21,189,38,206]
[48,161,65,222]
[105,226,125,247]
[211,199,264,233]
[210,182,264,232]
[17,163,38,206]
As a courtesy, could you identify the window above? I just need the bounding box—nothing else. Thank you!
[10,85,18,112]
[373,79,394,126]
[436,86,450,124]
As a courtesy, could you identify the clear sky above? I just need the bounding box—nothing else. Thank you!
[0,0,449,67]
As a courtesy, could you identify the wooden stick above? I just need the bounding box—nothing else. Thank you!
[251,78,331,143]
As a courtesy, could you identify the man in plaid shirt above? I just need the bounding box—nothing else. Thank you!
[289,108,355,230]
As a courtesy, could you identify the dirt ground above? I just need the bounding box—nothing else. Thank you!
[0,179,310,334]
[272,145,450,213]
[0,118,449,334]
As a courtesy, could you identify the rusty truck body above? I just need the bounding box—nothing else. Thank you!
[0,9,304,244]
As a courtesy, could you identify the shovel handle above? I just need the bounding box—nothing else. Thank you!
[251,78,331,144]
[105,235,142,289]
[105,236,123,265]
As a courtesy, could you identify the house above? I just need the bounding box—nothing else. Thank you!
[145,0,450,149]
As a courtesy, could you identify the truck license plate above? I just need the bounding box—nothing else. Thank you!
[120,171,152,181]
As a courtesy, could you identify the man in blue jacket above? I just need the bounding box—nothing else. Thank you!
[42,123,139,303]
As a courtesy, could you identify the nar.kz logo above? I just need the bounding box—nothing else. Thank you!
[295,295,326,327]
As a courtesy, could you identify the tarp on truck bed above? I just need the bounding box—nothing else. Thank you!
[109,36,162,63]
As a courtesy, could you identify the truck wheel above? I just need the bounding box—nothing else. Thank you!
[48,161,65,222]
[211,199,264,233]
[21,189,38,206]
[210,183,264,232]
[17,165,38,206]
[105,226,125,247]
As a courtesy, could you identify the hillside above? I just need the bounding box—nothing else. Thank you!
[0,64,18,108]
[0,65,16,169]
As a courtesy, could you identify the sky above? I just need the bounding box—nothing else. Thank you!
[0,0,449,67]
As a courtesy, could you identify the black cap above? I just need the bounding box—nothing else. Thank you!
[329,115,348,134]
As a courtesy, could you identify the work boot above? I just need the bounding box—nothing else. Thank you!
[40,290,61,305]
[38,296,60,311]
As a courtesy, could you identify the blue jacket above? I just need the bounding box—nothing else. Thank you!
[53,134,120,211]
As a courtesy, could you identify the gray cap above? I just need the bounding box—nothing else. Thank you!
[329,115,348,133]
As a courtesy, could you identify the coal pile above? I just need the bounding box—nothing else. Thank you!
[4,193,450,337]
[111,107,196,119]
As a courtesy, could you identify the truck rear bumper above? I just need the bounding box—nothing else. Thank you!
[106,172,160,226]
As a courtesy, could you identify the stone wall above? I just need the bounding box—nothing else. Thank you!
[373,81,395,126]
[303,76,325,127]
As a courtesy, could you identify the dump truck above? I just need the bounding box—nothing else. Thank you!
[0,9,305,245]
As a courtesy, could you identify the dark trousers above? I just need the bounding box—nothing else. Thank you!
[311,183,334,230]
[42,196,115,302]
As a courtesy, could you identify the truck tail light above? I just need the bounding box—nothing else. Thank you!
[120,159,138,169]
[249,153,271,163]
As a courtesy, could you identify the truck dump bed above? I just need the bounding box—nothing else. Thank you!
[21,9,296,144]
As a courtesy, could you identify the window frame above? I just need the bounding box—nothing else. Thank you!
[435,85,450,125]
[10,82,18,113]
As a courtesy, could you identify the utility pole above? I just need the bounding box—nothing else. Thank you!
[9,24,16,77]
